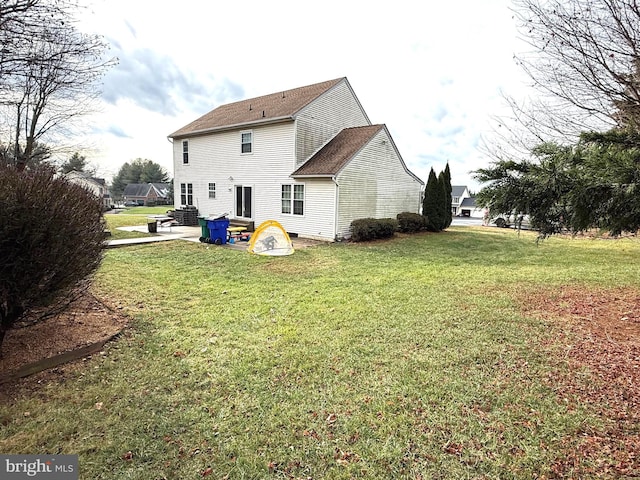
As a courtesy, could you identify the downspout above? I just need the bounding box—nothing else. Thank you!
[332,177,340,241]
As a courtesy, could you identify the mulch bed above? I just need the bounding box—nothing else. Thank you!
[0,293,128,386]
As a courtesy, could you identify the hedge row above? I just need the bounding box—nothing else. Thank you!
[350,212,429,241]
[350,217,398,242]
[397,212,428,233]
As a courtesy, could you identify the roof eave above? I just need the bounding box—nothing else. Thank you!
[290,173,336,179]
[169,116,294,139]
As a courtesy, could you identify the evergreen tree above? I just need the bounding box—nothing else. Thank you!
[422,168,445,232]
[437,171,449,230]
[60,152,89,174]
[110,158,169,199]
[474,128,640,238]
[443,163,453,228]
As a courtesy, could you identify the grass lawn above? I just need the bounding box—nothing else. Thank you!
[104,206,175,240]
[1,227,638,478]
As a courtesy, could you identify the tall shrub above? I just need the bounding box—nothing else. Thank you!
[423,168,446,232]
[0,165,106,355]
[443,163,453,228]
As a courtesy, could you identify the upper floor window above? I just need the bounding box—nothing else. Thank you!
[452,196,459,204]
[208,182,216,199]
[241,131,252,154]
[182,140,189,164]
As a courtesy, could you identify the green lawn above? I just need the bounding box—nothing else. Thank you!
[1,227,638,479]
[105,206,175,240]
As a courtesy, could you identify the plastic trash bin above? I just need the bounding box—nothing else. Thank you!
[198,216,210,243]
[206,218,230,245]
[147,220,157,233]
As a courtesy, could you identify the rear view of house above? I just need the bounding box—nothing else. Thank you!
[169,77,423,241]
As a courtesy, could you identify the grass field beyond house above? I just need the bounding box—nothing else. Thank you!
[105,206,175,240]
[1,227,638,479]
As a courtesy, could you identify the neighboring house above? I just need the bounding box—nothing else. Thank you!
[65,170,112,209]
[451,185,470,216]
[168,77,424,241]
[459,197,484,218]
[123,183,170,206]
[451,185,483,218]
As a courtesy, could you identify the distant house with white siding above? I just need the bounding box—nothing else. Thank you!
[65,170,112,210]
[168,77,423,241]
[451,185,483,218]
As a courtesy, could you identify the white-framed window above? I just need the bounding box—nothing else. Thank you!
[182,140,189,164]
[208,182,216,199]
[241,131,252,154]
[281,184,304,215]
[452,196,459,204]
[180,183,193,205]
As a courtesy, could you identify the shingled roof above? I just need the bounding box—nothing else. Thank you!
[170,78,345,138]
[291,125,385,177]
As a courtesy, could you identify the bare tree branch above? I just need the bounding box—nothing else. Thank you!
[0,0,116,169]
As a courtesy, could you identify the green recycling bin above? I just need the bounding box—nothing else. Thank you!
[197,216,210,243]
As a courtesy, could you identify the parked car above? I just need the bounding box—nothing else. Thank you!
[493,214,531,230]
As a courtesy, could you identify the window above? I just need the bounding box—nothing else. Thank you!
[282,184,304,215]
[452,196,459,204]
[182,140,189,164]
[281,185,291,214]
[208,182,216,199]
[180,183,193,205]
[241,131,252,153]
[293,185,304,215]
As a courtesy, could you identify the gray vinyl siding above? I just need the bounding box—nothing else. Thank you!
[335,129,423,239]
[294,80,370,167]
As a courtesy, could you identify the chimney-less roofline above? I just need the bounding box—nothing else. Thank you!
[169,115,294,139]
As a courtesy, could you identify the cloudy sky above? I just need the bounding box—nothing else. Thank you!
[77,0,530,189]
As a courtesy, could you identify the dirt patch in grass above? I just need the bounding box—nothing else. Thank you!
[522,285,640,477]
[0,293,128,387]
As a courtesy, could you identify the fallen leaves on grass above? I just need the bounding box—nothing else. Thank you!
[522,285,640,477]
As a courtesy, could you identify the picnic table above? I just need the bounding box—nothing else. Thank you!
[147,215,178,233]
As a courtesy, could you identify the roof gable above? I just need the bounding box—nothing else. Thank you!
[124,183,170,197]
[291,125,385,177]
[170,78,345,138]
[452,185,468,197]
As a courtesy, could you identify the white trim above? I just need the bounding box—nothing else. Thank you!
[281,182,305,216]
[240,130,253,155]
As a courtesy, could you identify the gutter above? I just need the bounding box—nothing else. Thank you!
[169,116,294,139]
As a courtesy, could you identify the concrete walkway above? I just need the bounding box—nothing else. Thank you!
[106,225,328,250]
[105,225,203,248]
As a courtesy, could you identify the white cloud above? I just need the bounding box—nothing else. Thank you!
[76,0,530,188]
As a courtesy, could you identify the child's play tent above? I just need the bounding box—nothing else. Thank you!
[247,220,294,256]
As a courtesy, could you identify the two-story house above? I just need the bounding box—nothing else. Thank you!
[64,170,112,210]
[168,77,423,241]
[452,185,483,218]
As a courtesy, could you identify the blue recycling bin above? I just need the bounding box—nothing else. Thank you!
[206,218,230,245]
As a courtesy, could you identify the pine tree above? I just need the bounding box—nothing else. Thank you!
[443,163,453,228]
[422,168,445,232]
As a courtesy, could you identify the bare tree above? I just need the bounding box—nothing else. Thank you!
[515,0,639,130]
[485,0,640,157]
[0,0,115,170]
